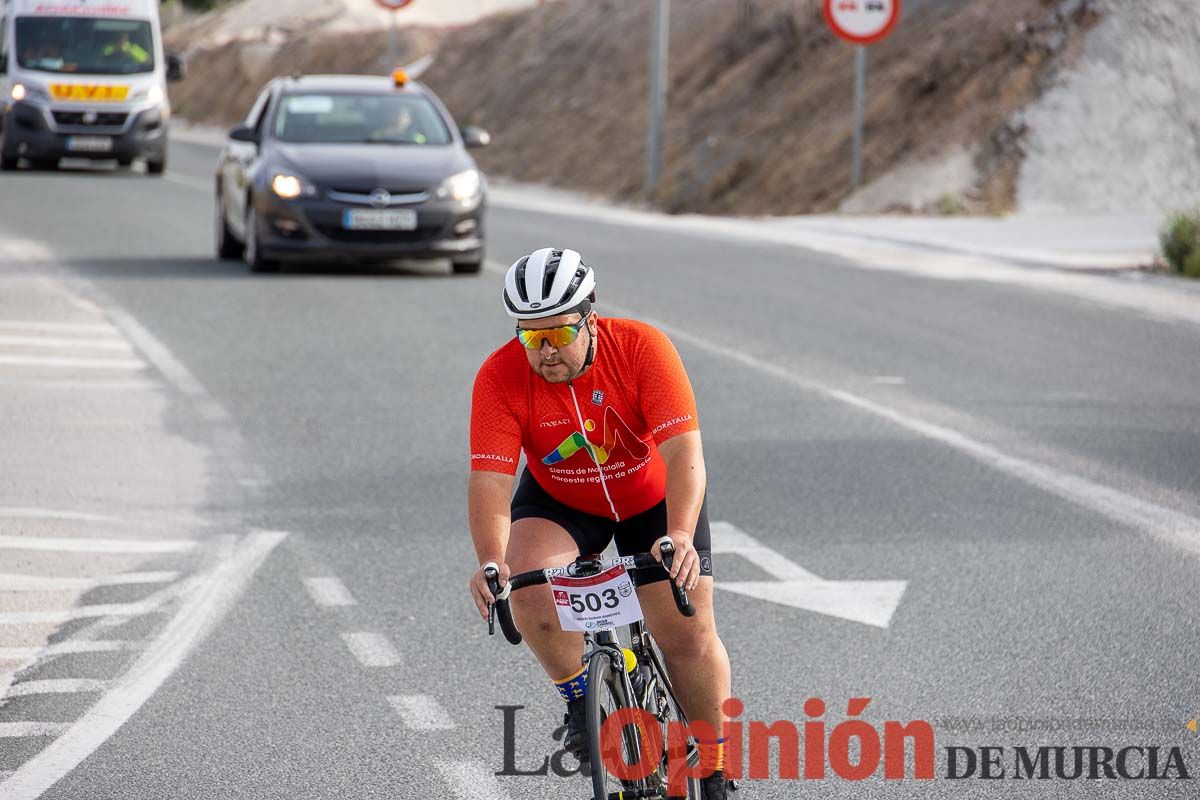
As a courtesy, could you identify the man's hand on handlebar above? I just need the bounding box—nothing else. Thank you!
[653,530,700,591]
[470,560,510,620]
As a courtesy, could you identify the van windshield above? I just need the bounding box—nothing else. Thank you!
[15,17,155,75]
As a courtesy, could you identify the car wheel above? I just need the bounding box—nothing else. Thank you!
[215,186,244,260]
[244,205,279,273]
[116,157,134,168]
[30,158,57,171]
[0,154,16,171]
[146,157,166,176]
[451,254,483,275]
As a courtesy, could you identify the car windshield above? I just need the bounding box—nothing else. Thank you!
[274,93,452,145]
[15,17,155,75]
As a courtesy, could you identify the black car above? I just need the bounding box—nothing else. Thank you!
[215,72,489,273]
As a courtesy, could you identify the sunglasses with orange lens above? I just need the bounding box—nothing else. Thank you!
[515,315,589,350]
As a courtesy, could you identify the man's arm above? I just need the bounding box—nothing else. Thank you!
[658,430,707,588]
[467,470,516,617]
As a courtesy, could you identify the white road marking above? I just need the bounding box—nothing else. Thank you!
[0,336,133,351]
[3,679,108,698]
[434,760,513,800]
[0,723,68,739]
[302,576,356,608]
[102,305,231,426]
[389,695,456,730]
[597,290,1200,558]
[871,375,906,385]
[0,535,195,554]
[0,355,145,369]
[0,572,179,591]
[0,641,138,661]
[0,321,117,336]
[0,507,126,523]
[0,530,286,800]
[0,601,163,625]
[340,632,401,668]
[711,521,906,627]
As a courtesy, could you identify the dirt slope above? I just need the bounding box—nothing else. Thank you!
[169,0,1097,215]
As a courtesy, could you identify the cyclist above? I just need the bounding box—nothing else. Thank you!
[468,248,735,798]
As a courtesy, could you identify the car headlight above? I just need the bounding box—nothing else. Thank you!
[146,85,165,105]
[271,173,317,200]
[437,169,481,202]
[11,83,50,104]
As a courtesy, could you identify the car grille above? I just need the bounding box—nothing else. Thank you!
[315,225,440,244]
[52,111,129,127]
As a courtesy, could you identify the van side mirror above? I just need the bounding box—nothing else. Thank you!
[461,125,490,149]
[228,125,259,144]
[166,54,185,83]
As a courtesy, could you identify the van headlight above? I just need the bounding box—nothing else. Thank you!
[271,173,317,199]
[436,169,481,202]
[146,85,165,105]
[11,83,50,104]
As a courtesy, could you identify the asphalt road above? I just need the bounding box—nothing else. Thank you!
[0,138,1198,799]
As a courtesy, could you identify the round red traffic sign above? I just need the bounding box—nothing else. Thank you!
[375,0,413,10]
[823,0,901,45]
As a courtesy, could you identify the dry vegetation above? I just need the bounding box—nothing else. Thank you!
[168,0,1097,215]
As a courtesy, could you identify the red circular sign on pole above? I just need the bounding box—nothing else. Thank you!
[823,0,901,45]
[375,0,413,9]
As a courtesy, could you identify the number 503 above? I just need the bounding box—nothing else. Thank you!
[569,589,620,613]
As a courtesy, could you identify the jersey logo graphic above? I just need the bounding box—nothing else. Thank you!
[541,406,650,466]
[592,389,604,406]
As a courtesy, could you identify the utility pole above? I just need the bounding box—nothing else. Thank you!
[852,46,866,188]
[645,0,668,195]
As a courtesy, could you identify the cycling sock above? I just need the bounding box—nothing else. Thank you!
[553,664,588,701]
[699,737,726,772]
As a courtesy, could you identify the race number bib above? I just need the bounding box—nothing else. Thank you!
[550,564,643,632]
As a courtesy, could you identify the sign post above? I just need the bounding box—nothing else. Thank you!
[646,0,669,195]
[375,0,415,68]
[823,0,901,188]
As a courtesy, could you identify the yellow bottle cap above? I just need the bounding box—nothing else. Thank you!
[622,647,638,673]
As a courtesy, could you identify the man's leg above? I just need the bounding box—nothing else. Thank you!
[505,516,583,678]
[637,577,731,737]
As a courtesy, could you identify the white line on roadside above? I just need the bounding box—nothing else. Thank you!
[340,632,401,668]
[434,761,513,800]
[302,577,357,608]
[0,571,180,591]
[487,260,1200,558]
[388,695,455,730]
[0,321,117,336]
[102,305,231,425]
[0,335,134,351]
[0,378,158,391]
[0,601,163,626]
[0,355,145,369]
[0,641,139,661]
[0,507,126,523]
[0,530,286,800]
[0,723,68,739]
[0,535,195,554]
[3,679,108,698]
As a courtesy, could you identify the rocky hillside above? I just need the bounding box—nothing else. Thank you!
[168,0,1105,215]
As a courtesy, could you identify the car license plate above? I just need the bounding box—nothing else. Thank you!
[342,209,417,230]
[67,136,113,153]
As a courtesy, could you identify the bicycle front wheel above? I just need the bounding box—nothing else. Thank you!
[586,649,652,800]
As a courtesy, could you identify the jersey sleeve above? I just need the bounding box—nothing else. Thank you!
[634,324,700,445]
[470,356,522,475]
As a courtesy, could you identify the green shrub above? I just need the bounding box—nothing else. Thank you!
[1159,207,1200,277]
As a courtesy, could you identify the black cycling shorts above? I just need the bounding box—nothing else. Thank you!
[510,468,713,586]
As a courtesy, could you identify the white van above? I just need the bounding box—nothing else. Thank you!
[0,0,183,173]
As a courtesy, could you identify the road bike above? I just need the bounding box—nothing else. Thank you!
[486,541,704,799]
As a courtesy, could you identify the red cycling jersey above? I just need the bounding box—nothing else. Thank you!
[470,316,699,520]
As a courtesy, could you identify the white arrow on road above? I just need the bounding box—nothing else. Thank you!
[710,521,906,628]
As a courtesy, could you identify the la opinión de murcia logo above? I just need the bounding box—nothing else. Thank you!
[495,699,1193,789]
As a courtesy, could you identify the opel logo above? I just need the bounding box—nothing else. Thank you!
[369,189,391,209]
[82,111,98,125]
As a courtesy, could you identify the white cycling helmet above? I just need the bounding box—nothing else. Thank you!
[503,248,596,320]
